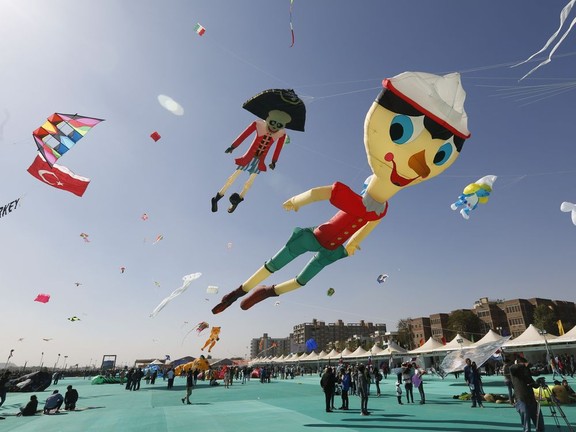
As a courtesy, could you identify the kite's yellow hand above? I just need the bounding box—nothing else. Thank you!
[283,198,299,212]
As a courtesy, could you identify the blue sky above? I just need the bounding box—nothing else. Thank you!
[1,0,576,368]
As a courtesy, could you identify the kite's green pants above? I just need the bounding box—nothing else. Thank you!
[264,227,348,286]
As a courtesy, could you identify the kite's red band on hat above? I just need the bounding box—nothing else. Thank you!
[382,79,471,139]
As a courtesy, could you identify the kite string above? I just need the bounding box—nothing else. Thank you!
[289,0,295,47]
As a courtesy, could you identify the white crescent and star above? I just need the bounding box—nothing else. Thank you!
[38,169,64,186]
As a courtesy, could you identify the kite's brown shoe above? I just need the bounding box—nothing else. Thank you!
[240,285,279,310]
[211,286,247,314]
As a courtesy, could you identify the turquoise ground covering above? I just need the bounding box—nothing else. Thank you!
[1,373,574,431]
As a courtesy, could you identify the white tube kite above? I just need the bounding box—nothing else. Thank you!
[514,0,576,80]
[560,201,576,225]
[150,273,202,317]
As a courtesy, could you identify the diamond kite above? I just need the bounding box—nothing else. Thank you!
[150,131,161,142]
[33,113,104,167]
[34,294,50,303]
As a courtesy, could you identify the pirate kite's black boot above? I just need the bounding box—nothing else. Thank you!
[211,193,223,212]
[227,193,244,213]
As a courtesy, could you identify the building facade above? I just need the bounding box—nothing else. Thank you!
[408,296,576,344]
[291,319,387,353]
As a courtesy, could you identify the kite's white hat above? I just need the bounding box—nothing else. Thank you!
[476,175,497,188]
[383,71,470,139]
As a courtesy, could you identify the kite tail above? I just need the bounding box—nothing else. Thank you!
[513,0,576,80]
[289,0,295,47]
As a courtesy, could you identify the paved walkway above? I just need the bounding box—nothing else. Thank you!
[1,373,574,431]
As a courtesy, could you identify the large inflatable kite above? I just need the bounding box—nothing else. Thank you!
[200,326,221,352]
[7,371,52,392]
[212,71,470,313]
[451,175,497,220]
[211,88,306,213]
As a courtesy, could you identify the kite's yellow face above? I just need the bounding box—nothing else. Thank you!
[364,102,461,198]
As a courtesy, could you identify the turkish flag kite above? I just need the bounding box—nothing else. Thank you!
[27,154,90,197]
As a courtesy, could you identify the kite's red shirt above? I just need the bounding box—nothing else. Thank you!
[313,182,388,250]
[231,120,287,172]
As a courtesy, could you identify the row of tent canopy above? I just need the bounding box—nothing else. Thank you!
[249,324,576,365]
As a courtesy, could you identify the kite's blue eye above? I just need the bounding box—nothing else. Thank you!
[390,115,424,144]
[434,142,454,166]
[390,115,412,144]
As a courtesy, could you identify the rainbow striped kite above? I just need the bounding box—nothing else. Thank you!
[33,113,104,167]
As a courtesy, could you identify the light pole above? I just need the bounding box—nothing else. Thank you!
[496,326,502,335]
[63,355,68,371]
[40,352,44,368]
[3,349,14,372]
[53,353,61,371]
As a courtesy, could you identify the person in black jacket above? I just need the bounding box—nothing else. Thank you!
[320,367,337,413]
[510,357,544,432]
[64,385,79,410]
[17,395,38,416]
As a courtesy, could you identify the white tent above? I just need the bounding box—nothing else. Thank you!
[298,352,310,361]
[345,346,368,358]
[304,351,320,361]
[366,345,385,356]
[408,337,444,354]
[431,334,474,353]
[325,349,341,359]
[340,348,353,357]
[550,325,576,344]
[379,341,408,356]
[472,329,506,347]
[317,350,328,360]
[503,324,558,349]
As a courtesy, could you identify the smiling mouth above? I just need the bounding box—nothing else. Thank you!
[385,153,418,187]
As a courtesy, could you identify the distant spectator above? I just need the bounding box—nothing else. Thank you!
[43,390,64,414]
[181,369,194,405]
[17,395,38,417]
[64,385,79,410]
[167,368,175,389]
[0,370,11,408]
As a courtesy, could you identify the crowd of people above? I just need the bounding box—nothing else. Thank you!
[319,360,427,416]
